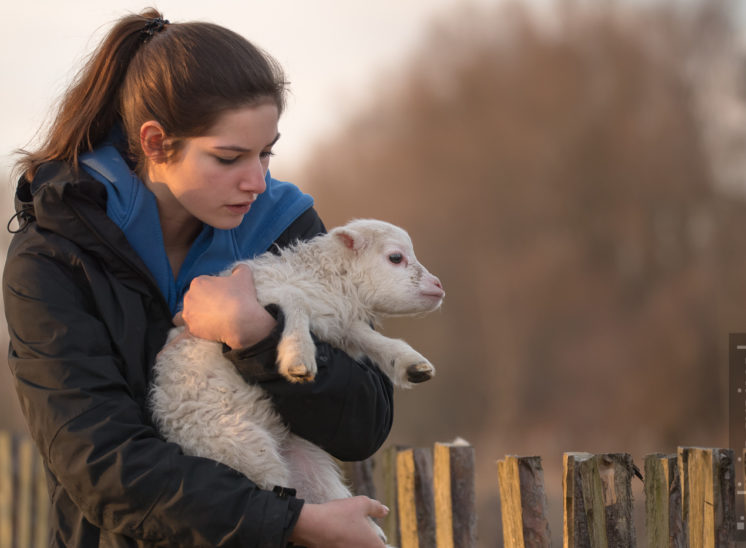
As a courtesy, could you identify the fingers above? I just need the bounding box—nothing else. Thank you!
[224,263,257,296]
[230,263,254,282]
[360,497,389,520]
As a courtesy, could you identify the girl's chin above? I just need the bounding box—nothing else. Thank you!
[204,214,245,231]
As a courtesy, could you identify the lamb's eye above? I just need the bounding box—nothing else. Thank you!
[388,253,403,264]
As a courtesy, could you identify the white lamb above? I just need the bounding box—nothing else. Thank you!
[149,219,444,540]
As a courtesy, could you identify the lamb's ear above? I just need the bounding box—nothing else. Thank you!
[332,226,367,252]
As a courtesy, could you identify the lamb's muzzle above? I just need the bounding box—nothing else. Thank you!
[420,272,445,302]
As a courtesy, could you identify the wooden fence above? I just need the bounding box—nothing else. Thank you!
[345,444,741,547]
[0,430,741,547]
[0,432,48,548]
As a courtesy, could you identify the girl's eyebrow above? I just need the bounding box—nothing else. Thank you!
[213,133,281,152]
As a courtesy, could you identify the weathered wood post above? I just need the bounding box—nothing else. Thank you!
[713,449,736,548]
[563,452,593,547]
[0,431,11,548]
[0,433,50,548]
[644,453,685,547]
[340,458,376,500]
[433,440,477,548]
[33,446,48,548]
[396,447,436,548]
[497,455,551,547]
[16,437,35,548]
[381,446,403,546]
[678,447,735,547]
[563,452,636,547]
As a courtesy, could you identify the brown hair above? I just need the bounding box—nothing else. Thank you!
[17,8,287,179]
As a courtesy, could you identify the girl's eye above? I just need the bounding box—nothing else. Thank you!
[388,253,403,264]
[215,156,239,165]
[260,150,275,159]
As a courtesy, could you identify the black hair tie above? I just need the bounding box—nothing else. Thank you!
[141,18,169,41]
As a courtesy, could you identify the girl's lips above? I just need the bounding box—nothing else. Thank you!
[225,202,253,215]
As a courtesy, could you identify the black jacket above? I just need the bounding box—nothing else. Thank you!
[3,161,393,547]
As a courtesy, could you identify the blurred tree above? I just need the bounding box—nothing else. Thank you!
[299,1,746,543]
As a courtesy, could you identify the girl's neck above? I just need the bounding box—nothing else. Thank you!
[142,172,202,277]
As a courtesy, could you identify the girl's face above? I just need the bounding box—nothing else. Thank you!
[145,102,280,235]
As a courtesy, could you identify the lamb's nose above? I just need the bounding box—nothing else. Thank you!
[428,276,445,298]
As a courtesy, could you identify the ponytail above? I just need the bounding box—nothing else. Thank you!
[16,7,286,180]
[16,8,164,180]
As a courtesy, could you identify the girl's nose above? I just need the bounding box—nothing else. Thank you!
[239,159,267,194]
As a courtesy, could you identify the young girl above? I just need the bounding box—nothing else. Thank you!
[4,8,392,547]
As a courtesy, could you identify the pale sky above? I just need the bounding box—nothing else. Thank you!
[0,0,734,192]
[0,0,503,188]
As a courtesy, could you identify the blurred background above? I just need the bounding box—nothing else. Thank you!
[2,0,745,544]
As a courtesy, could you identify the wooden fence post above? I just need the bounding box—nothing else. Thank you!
[564,452,592,547]
[678,447,735,548]
[0,431,11,548]
[33,447,48,548]
[340,458,376,500]
[381,446,402,547]
[0,433,50,548]
[644,453,685,548]
[497,455,551,548]
[396,447,435,548]
[434,440,477,548]
[563,452,636,547]
[17,437,34,548]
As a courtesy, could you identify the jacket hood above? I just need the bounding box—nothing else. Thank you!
[12,161,169,311]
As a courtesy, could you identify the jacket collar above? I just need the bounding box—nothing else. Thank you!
[13,160,170,313]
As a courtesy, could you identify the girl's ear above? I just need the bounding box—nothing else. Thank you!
[140,120,168,163]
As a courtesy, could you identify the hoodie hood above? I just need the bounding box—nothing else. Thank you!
[77,140,313,315]
[12,139,313,316]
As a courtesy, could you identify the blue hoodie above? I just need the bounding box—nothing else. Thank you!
[79,142,313,315]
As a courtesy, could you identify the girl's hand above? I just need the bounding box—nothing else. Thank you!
[175,264,276,349]
[288,496,389,548]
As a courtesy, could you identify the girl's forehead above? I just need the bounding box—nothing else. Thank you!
[196,104,280,143]
[212,104,279,130]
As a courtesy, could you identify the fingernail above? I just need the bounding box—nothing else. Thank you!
[383,505,390,514]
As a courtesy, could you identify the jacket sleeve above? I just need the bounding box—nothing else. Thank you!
[223,207,394,461]
[3,244,302,547]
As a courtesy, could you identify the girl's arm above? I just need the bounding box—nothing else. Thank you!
[4,244,303,547]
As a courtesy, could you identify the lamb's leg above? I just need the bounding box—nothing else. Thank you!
[283,435,389,545]
[151,336,293,490]
[275,296,317,382]
[347,322,435,388]
[177,419,292,491]
[283,434,351,503]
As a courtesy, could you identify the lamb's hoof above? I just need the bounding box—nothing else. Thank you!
[285,364,315,383]
[406,362,434,383]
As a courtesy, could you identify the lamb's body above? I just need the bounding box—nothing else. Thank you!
[149,219,444,537]
[252,234,378,370]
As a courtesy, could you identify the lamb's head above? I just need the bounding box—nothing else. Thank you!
[329,219,445,317]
